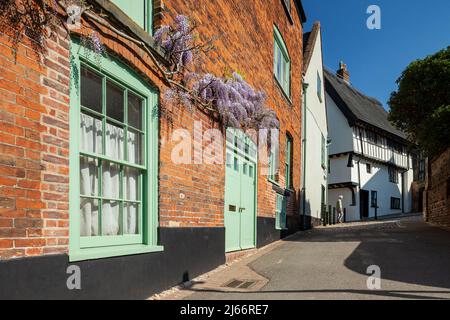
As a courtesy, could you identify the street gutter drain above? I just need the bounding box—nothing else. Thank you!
[223,279,257,289]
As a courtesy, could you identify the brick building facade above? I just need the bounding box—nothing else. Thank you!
[0,0,306,298]
[424,148,450,228]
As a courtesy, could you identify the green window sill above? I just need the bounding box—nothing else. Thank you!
[69,244,164,262]
[268,177,281,187]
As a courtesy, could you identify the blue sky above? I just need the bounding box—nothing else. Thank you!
[302,0,450,109]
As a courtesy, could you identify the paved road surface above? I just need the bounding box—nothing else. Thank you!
[178,217,450,300]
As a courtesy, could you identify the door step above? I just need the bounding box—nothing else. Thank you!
[225,248,257,264]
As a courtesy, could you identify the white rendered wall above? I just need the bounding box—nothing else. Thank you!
[303,29,328,220]
[328,155,354,185]
[328,188,358,221]
[356,157,402,217]
[326,92,353,155]
[403,156,414,213]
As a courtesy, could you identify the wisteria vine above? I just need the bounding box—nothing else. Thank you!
[0,0,278,131]
[154,15,279,130]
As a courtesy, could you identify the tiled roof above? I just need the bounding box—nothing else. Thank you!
[324,68,407,140]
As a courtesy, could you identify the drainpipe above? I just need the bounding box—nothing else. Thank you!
[401,171,405,214]
[357,127,364,219]
[301,82,309,229]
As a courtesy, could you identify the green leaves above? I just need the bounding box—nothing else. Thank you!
[388,46,450,157]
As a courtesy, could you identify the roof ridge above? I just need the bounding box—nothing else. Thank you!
[323,67,407,140]
[303,21,321,72]
[324,68,382,106]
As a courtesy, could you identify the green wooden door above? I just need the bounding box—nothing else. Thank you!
[224,151,242,252]
[239,157,256,249]
[224,129,257,252]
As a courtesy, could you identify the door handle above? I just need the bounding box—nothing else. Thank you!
[239,207,246,213]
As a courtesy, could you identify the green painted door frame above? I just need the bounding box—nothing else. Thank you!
[224,129,257,252]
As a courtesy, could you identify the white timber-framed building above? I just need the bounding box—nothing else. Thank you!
[325,63,414,222]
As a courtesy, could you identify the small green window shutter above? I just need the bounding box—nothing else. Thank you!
[285,135,292,188]
[317,72,322,101]
[275,194,287,230]
[281,196,287,229]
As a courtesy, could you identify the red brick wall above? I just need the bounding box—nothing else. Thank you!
[426,148,450,228]
[162,0,304,220]
[0,0,303,259]
[0,28,71,259]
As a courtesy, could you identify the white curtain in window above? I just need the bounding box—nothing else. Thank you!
[80,113,101,236]
[80,113,139,237]
[102,161,120,236]
[124,131,139,234]
[123,168,138,234]
[80,113,102,153]
[106,122,124,160]
[102,122,124,236]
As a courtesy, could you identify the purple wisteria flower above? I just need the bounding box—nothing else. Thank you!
[156,16,278,131]
[153,15,195,69]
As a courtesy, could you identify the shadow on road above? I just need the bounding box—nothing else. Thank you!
[185,287,450,300]
[283,220,450,291]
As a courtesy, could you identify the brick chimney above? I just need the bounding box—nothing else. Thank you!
[337,61,350,83]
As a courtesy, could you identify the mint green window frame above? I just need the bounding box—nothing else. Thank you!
[275,194,287,230]
[285,134,292,189]
[268,149,276,182]
[268,140,280,184]
[111,0,153,34]
[317,71,323,102]
[69,38,162,261]
[274,25,291,98]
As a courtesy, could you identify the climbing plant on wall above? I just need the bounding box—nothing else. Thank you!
[0,0,279,132]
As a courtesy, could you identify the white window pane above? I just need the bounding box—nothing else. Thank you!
[102,201,120,236]
[124,203,139,235]
[106,122,124,160]
[123,167,140,201]
[80,113,102,154]
[80,198,99,236]
[80,156,98,197]
[102,161,120,199]
[127,129,143,165]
